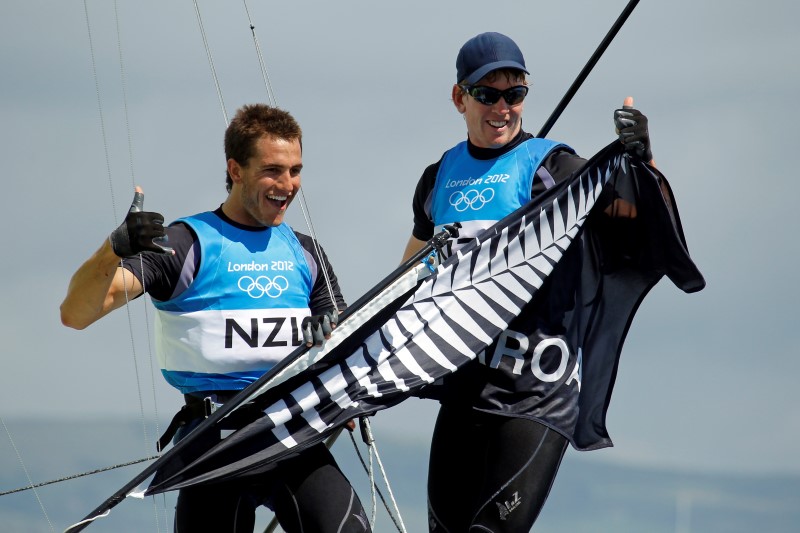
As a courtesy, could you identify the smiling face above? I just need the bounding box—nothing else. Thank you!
[453,70,527,149]
[224,135,302,227]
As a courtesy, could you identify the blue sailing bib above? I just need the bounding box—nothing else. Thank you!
[431,138,566,242]
[153,212,313,393]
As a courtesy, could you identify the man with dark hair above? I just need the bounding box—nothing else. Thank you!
[61,104,371,533]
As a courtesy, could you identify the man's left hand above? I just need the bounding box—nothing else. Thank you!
[614,96,653,163]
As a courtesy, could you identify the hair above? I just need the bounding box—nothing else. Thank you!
[458,68,527,91]
[224,104,303,192]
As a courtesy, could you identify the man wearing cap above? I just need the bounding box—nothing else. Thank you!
[400,32,653,531]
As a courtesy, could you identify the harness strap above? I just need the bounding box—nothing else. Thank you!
[156,393,265,452]
[156,397,212,452]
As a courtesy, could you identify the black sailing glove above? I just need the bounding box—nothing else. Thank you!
[301,309,339,347]
[108,188,173,257]
[614,106,653,162]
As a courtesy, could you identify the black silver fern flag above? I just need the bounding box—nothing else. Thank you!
[146,142,704,493]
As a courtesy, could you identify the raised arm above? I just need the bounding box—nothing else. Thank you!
[60,241,144,329]
[60,187,172,330]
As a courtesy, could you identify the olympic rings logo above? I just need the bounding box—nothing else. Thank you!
[237,275,289,298]
[448,188,495,212]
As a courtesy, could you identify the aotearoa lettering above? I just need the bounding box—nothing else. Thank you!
[478,329,581,390]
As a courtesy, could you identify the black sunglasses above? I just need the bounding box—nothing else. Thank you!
[460,85,529,106]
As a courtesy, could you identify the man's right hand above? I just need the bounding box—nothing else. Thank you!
[301,309,339,347]
[108,186,174,257]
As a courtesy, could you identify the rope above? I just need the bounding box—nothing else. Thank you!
[82,0,118,221]
[233,0,339,310]
[0,455,159,497]
[188,0,339,310]
[192,0,228,126]
[241,0,277,106]
[293,189,339,309]
[1,417,54,530]
[110,6,164,529]
[43,6,400,533]
[367,440,377,526]
[79,3,167,529]
[347,425,408,533]
[83,0,154,459]
[113,0,136,194]
[232,11,405,532]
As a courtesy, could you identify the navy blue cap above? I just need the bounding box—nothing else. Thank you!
[456,32,529,85]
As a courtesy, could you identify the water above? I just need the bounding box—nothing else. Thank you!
[2,418,799,532]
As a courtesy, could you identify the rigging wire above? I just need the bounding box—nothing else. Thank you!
[192,0,340,312]
[3,4,403,532]
[107,0,158,474]
[1,417,54,531]
[83,0,118,221]
[114,0,136,194]
[242,0,277,105]
[0,0,124,526]
[192,0,228,126]
[112,0,160,458]
[232,2,407,530]
[109,0,169,526]
[0,455,159,497]
[240,0,339,310]
[80,1,169,529]
[82,0,157,456]
[10,2,644,530]
[293,190,340,309]
[17,7,350,527]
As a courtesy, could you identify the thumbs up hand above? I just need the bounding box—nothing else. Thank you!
[108,186,174,257]
[614,96,653,163]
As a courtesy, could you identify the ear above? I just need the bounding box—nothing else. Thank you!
[227,158,243,185]
[452,84,467,114]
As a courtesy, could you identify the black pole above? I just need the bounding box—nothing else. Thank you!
[536,0,640,138]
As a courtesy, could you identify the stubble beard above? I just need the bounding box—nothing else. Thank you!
[241,181,282,227]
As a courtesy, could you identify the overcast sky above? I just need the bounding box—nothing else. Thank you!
[1,0,798,480]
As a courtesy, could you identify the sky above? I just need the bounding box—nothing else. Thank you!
[1,0,799,483]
